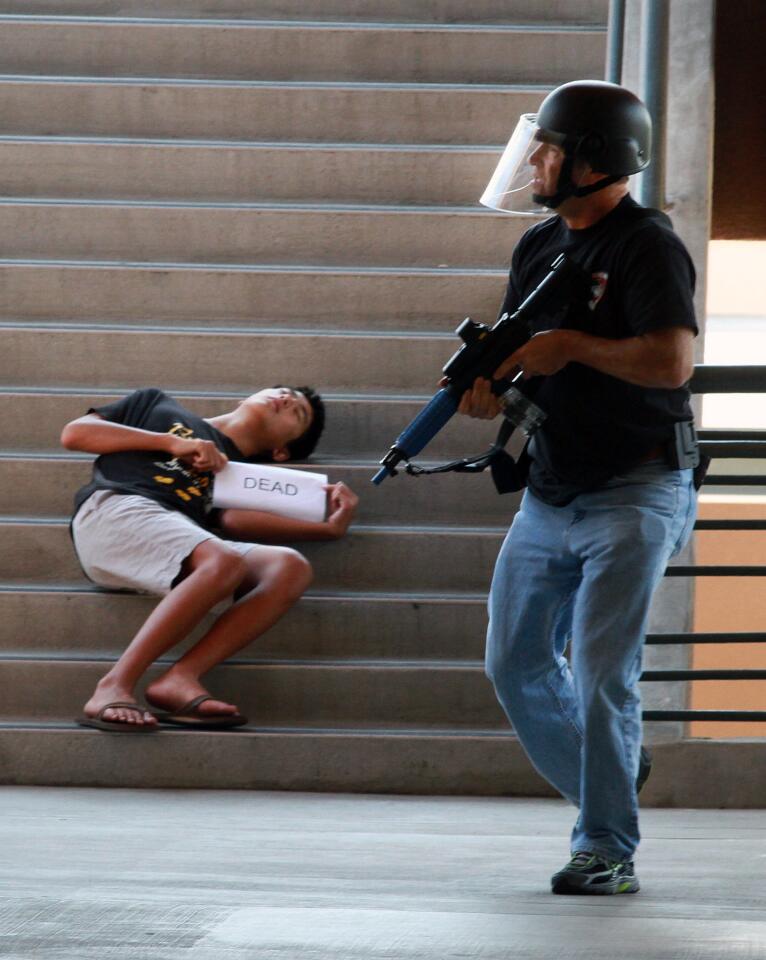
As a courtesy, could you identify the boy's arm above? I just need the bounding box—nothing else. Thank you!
[60,413,228,472]
[218,481,359,543]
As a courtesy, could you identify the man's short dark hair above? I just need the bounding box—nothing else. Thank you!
[278,385,325,461]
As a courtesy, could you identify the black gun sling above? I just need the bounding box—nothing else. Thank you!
[404,417,706,494]
[404,417,529,494]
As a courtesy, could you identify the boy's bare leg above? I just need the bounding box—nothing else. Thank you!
[144,545,312,716]
[82,539,254,727]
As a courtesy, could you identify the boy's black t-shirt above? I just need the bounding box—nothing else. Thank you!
[73,388,249,528]
[499,195,698,506]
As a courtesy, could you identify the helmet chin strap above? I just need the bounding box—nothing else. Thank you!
[532,152,623,210]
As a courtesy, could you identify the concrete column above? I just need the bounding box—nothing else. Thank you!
[622,0,716,740]
[622,0,715,349]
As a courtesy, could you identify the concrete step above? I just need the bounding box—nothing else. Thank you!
[0,724,556,795]
[0,137,501,205]
[0,657,506,728]
[0,77,547,143]
[0,587,680,698]
[0,390,502,461]
[1,728,760,808]
[0,654,697,730]
[0,324,477,393]
[0,586,489,660]
[0,455,523,525]
[0,18,604,84]
[0,199,524,268]
[0,1,608,26]
[0,518,506,591]
[0,261,506,328]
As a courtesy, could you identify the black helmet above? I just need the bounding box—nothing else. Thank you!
[534,80,651,208]
[480,80,652,215]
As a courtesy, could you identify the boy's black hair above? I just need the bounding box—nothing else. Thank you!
[276,385,325,461]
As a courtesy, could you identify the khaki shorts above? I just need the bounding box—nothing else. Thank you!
[72,490,259,596]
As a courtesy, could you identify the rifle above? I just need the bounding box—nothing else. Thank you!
[371,254,587,485]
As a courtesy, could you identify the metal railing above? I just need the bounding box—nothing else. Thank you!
[642,364,766,724]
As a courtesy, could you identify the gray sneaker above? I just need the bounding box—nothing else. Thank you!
[551,852,640,895]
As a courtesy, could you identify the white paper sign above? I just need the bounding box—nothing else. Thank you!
[212,461,328,523]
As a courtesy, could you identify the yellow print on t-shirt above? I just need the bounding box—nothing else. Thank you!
[151,421,215,508]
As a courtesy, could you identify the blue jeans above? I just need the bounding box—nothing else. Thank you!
[486,462,696,862]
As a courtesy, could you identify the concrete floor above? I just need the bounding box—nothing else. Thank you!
[1,788,764,960]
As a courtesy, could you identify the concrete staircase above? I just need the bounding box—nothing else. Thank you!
[0,0,607,792]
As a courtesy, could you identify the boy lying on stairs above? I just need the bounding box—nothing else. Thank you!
[61,386,358,732]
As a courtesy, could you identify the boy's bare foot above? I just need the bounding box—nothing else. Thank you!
[144,674,239,719]
[83,679,157,727]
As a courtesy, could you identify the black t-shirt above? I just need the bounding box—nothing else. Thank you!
[72,388,249,529]
[499,195,698,506]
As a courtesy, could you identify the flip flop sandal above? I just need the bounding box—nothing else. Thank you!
[77,701,158,732]
[151,694,248,730]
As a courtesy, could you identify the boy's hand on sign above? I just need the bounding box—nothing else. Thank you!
[325,482,359,537]
[169,436,229,473]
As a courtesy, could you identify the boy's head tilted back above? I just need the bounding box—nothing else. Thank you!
[276,385,325,461]
[220,385,326,462]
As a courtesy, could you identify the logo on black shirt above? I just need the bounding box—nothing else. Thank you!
[588,272,609,311]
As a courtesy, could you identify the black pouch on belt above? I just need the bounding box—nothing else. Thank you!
[666,420,709,489]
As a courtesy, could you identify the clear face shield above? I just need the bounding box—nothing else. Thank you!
[480,113,548,216]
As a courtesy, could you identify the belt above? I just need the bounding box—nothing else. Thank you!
[635,442,666,465]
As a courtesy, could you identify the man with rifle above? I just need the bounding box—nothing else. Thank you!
[460,81,699,894]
